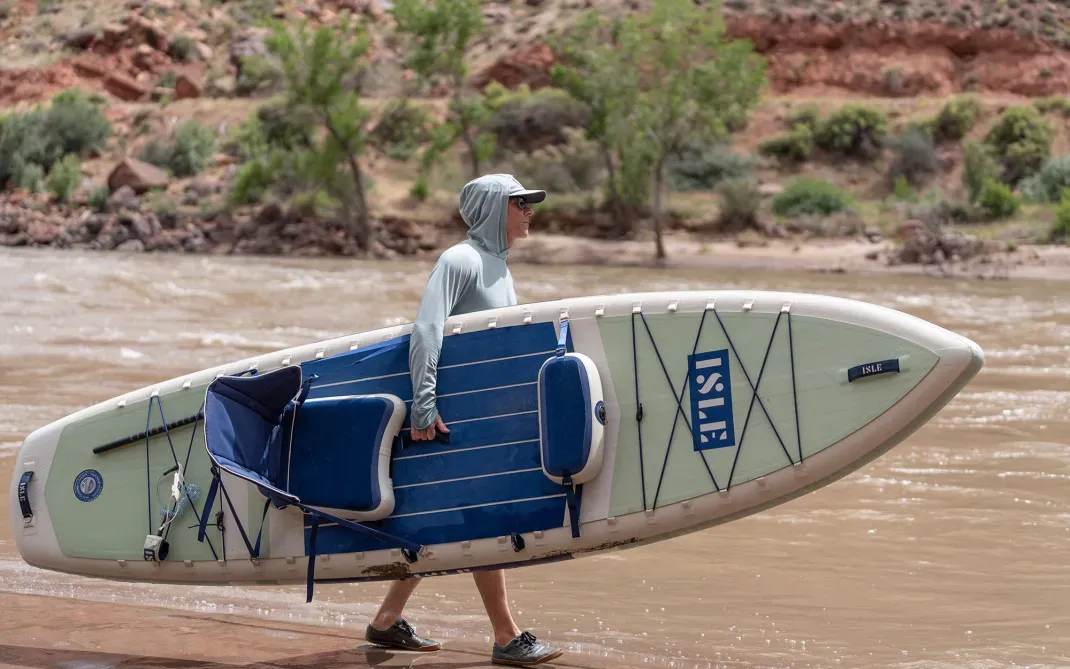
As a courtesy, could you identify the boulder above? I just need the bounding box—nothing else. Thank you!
[103,73,148,101]
[65,28,99,50]
[174,73,203,100]
[195,41,213,61]
[475,42,555,89]
[107,159,169,194]
[128,15,170,53]
[27,221,60,246]
[230,29,269,75]
[72,57,109,78]
[116,239,146,252]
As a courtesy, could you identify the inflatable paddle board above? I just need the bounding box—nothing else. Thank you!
[9,291,983,596]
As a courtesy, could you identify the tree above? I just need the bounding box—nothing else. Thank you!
[265,18,375,253]
[550,10,647,230]
[392,0,492,193]
[617,0,766,259]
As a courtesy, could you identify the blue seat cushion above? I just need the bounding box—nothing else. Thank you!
[286,395,400,518]
[538,352,604,485]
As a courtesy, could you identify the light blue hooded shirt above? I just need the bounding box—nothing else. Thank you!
[408,174,522,430]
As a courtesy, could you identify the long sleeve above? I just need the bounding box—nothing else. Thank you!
[409,254,476,430]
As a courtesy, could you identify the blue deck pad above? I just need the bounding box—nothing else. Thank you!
[392,440,541,487]
[296,322,574,556]
[688,348,737,450]
[306,496,567,555]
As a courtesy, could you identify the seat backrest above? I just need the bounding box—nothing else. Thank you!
[538,352,605,485]
[204,366,304,504]
[286,394,404,521]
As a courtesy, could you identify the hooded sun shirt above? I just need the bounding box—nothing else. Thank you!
[408,174,524,430]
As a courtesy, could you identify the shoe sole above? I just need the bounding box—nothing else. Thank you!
[491,649,564,667]
[366,640,441,652]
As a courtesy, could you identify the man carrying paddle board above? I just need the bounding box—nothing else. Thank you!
[364,174,563,667]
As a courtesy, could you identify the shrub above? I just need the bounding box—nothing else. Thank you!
[230,159,275,205]
[369,99,431,160]
[88,185,110,212]
[46,154,81,203]
[962,141,1002,203]
[930,95,981,142]
[1018,155,1070,202]
[483,86,590,153]
[510,128,601,194]
[888,126,940,187]
[1033,96,1070,118]
[977,178,1020,219]
[12,158,45,193]
[1053,189,1070,241]
[139,120,215,177]
[666,144,754,191]
[814,104,887,159]
[771,178,852,217]
[984,105,1054,184]
[785,104,821,131]
[0,88,110,186]
[716,177,761,230]
[157,70,178,89]
[169,36,197,63]
[170,120,215,177]
[758,126,813,163]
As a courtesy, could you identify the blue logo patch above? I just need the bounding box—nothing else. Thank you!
[73,469,104,502]
[688,349,736,451]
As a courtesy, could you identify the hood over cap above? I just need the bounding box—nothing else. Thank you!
[458,174,544,258]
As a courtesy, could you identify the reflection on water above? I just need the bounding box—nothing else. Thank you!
[1,248,1068,668]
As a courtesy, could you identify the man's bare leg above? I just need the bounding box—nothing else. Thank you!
[473,569,522,646]
[371,578,422,631]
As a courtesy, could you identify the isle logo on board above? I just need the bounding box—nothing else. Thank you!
[687,349,736,451]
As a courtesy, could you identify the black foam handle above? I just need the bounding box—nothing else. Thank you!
[401,429,451,449]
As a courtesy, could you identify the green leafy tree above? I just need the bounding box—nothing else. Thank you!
[392,0,491,193]
[550,10,643,226]
[264,18,375,253]
[616,0,765,258]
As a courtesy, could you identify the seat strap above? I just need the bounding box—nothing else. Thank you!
[306,515,320,603]
[556,319,569,357]
[562,472,580,539]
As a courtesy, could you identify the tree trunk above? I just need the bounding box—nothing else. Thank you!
[460,122,480,180]
[652,159,666,260]
[601,143,626,229]
[351,165,371,256]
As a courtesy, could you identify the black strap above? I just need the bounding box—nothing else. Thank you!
[401,429,450,449]
[197,476,220,543]
[562,473,580,539]
[306,515,320,603]
[17,471,33,520]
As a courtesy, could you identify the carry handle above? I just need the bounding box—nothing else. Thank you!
[17,471,33,521]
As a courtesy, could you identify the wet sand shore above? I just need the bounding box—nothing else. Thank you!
[0,593,637,669]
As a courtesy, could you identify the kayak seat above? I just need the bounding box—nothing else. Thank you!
[204,365,403,521]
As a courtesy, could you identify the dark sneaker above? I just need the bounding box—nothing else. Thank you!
[365,618,440,652]
[492,631,563,667]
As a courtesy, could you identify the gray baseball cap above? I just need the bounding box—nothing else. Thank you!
[502,174,546,203]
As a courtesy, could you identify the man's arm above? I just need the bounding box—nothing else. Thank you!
[409,254,476,431]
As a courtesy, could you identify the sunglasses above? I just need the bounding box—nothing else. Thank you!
[511,196,529,210]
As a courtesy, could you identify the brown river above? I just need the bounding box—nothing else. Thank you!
[1,247,1068,668]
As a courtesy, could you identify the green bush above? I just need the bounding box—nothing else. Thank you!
[977,178,1020,220]
[1053,189,1070,241]
[0,88,110,186]
[12,158,45,193]
[771,178,852,217]
[370,99,431,160]
[170,120,215,177]
[962,141,1002,203]
[984,105,1055,184]
[158,70,179,89]
[1033,96,1070,118]
[888,126,940,186]
[1018,155,1070,202]
[138,120,215,177]
[929,95,981,142]
[814,105,887,159]
[666,144,754,191]
[483,86,591,153]
[785,104,821,131]
[230,159,275,205]
[169,36,197,63]
[46,154,81,203]
[758,126,813,163]
[511,128,601,194]
[88,185,110,212]
[716,177,761,229]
